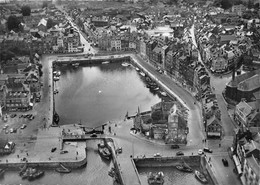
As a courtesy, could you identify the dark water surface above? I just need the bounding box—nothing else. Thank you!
[0,62,162,185]
[55,62,161,127]
[138,166,214,185]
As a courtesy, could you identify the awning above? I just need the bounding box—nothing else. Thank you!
[233,155,242,175]
[207,132,221,136]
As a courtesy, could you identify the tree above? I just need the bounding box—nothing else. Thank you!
[21,5,31,16]
[220,0,232,9]
[6,15,20,31]
[42,1,48,9]
[46,18,54,29]
[151,110,164,121]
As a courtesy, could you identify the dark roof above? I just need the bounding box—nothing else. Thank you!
[227,68,260,88]
[207,115,222,127]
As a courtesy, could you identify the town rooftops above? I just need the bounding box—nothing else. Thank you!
[237,100,253,116]
[6,91,29,98]
[227,68,260,88]
[0,74,8,81]
[220,34,237,43]
[153,46,161,54]
[207,115,222,127]
[237,74,260,92]
[246,155,260,175]
[38,18,47,27]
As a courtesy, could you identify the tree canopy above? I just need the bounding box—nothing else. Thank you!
[151,110,164,121]
[7,15,20,31]
[42,1,48,9]
[46,18,55,29]
[21,5,31,16]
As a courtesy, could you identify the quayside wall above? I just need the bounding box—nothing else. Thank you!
[134,155,201,168]
[0,148,88,170]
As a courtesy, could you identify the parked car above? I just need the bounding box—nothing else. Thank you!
[203,147,213,153]
[171,145,180,149]
[10,114,17,118]
[21,124,27,129]
[51,147,57,153]
[198,149,204,155]
[176,151,184,156]
[222,159,229,167]
[29,115,35,120]
[154,153,162,157]
[3,124,9,130]
[60,150,68,154]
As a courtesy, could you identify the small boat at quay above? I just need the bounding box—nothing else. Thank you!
[175,163,193,173]
[55,164,71,173]
[72,63,79,67]
[135,67,140,71]
[147,171,164,185]
[140,71,146,77]
[53,76,60,81]
[121,62,130,67]
[160,92,167,96]
[28,170,44,181]
[102,61,110,64]
[98,141,112,160]
[0,168,5,177]
[194,170,208,184]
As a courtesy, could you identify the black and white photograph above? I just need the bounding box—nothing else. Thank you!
[0,0,259,184]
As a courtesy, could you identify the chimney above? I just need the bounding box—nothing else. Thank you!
[232,65,236,80]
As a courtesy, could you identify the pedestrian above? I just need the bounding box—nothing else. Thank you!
[6,159,8,163]
[209,157,211,162]
[192,152,193,155]
[76,151,78,155]
[26,152,28,156]
[219,143,221,147]
[76,157,77,160]
[17,155,19,158]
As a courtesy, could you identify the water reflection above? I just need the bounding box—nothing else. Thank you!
[54,62,161,127]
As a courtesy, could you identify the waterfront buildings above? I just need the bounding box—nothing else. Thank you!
[225,69,260,102]
[233,129,260,185]
[134,102,188,145]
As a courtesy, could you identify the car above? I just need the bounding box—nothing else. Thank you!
[171,145,180,149]
[9,128,14,133]
[222,159,229,167]
[3,124,9,130]
[21,124,27,129]
[154,153,162,157]
[60,150,68,154]
[19,115,24,118]
[198,149,204,155]
[51,147,57,153]
[203,147,213,153]
[29,115,35,120]
[176,151,184,156]
[25,114,30,118]
[10,114,17,118]
[90,133,97,138]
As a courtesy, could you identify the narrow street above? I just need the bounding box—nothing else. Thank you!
[189,25,236,138]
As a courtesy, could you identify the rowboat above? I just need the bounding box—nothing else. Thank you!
[140,72,146,77]
[98,141,112,160]
[147,171,164,185]
[194,170,208,184]
[102,61,110,64]
[121,62,130,67]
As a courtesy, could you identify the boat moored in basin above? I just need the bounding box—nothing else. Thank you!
[194,170,208,184]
